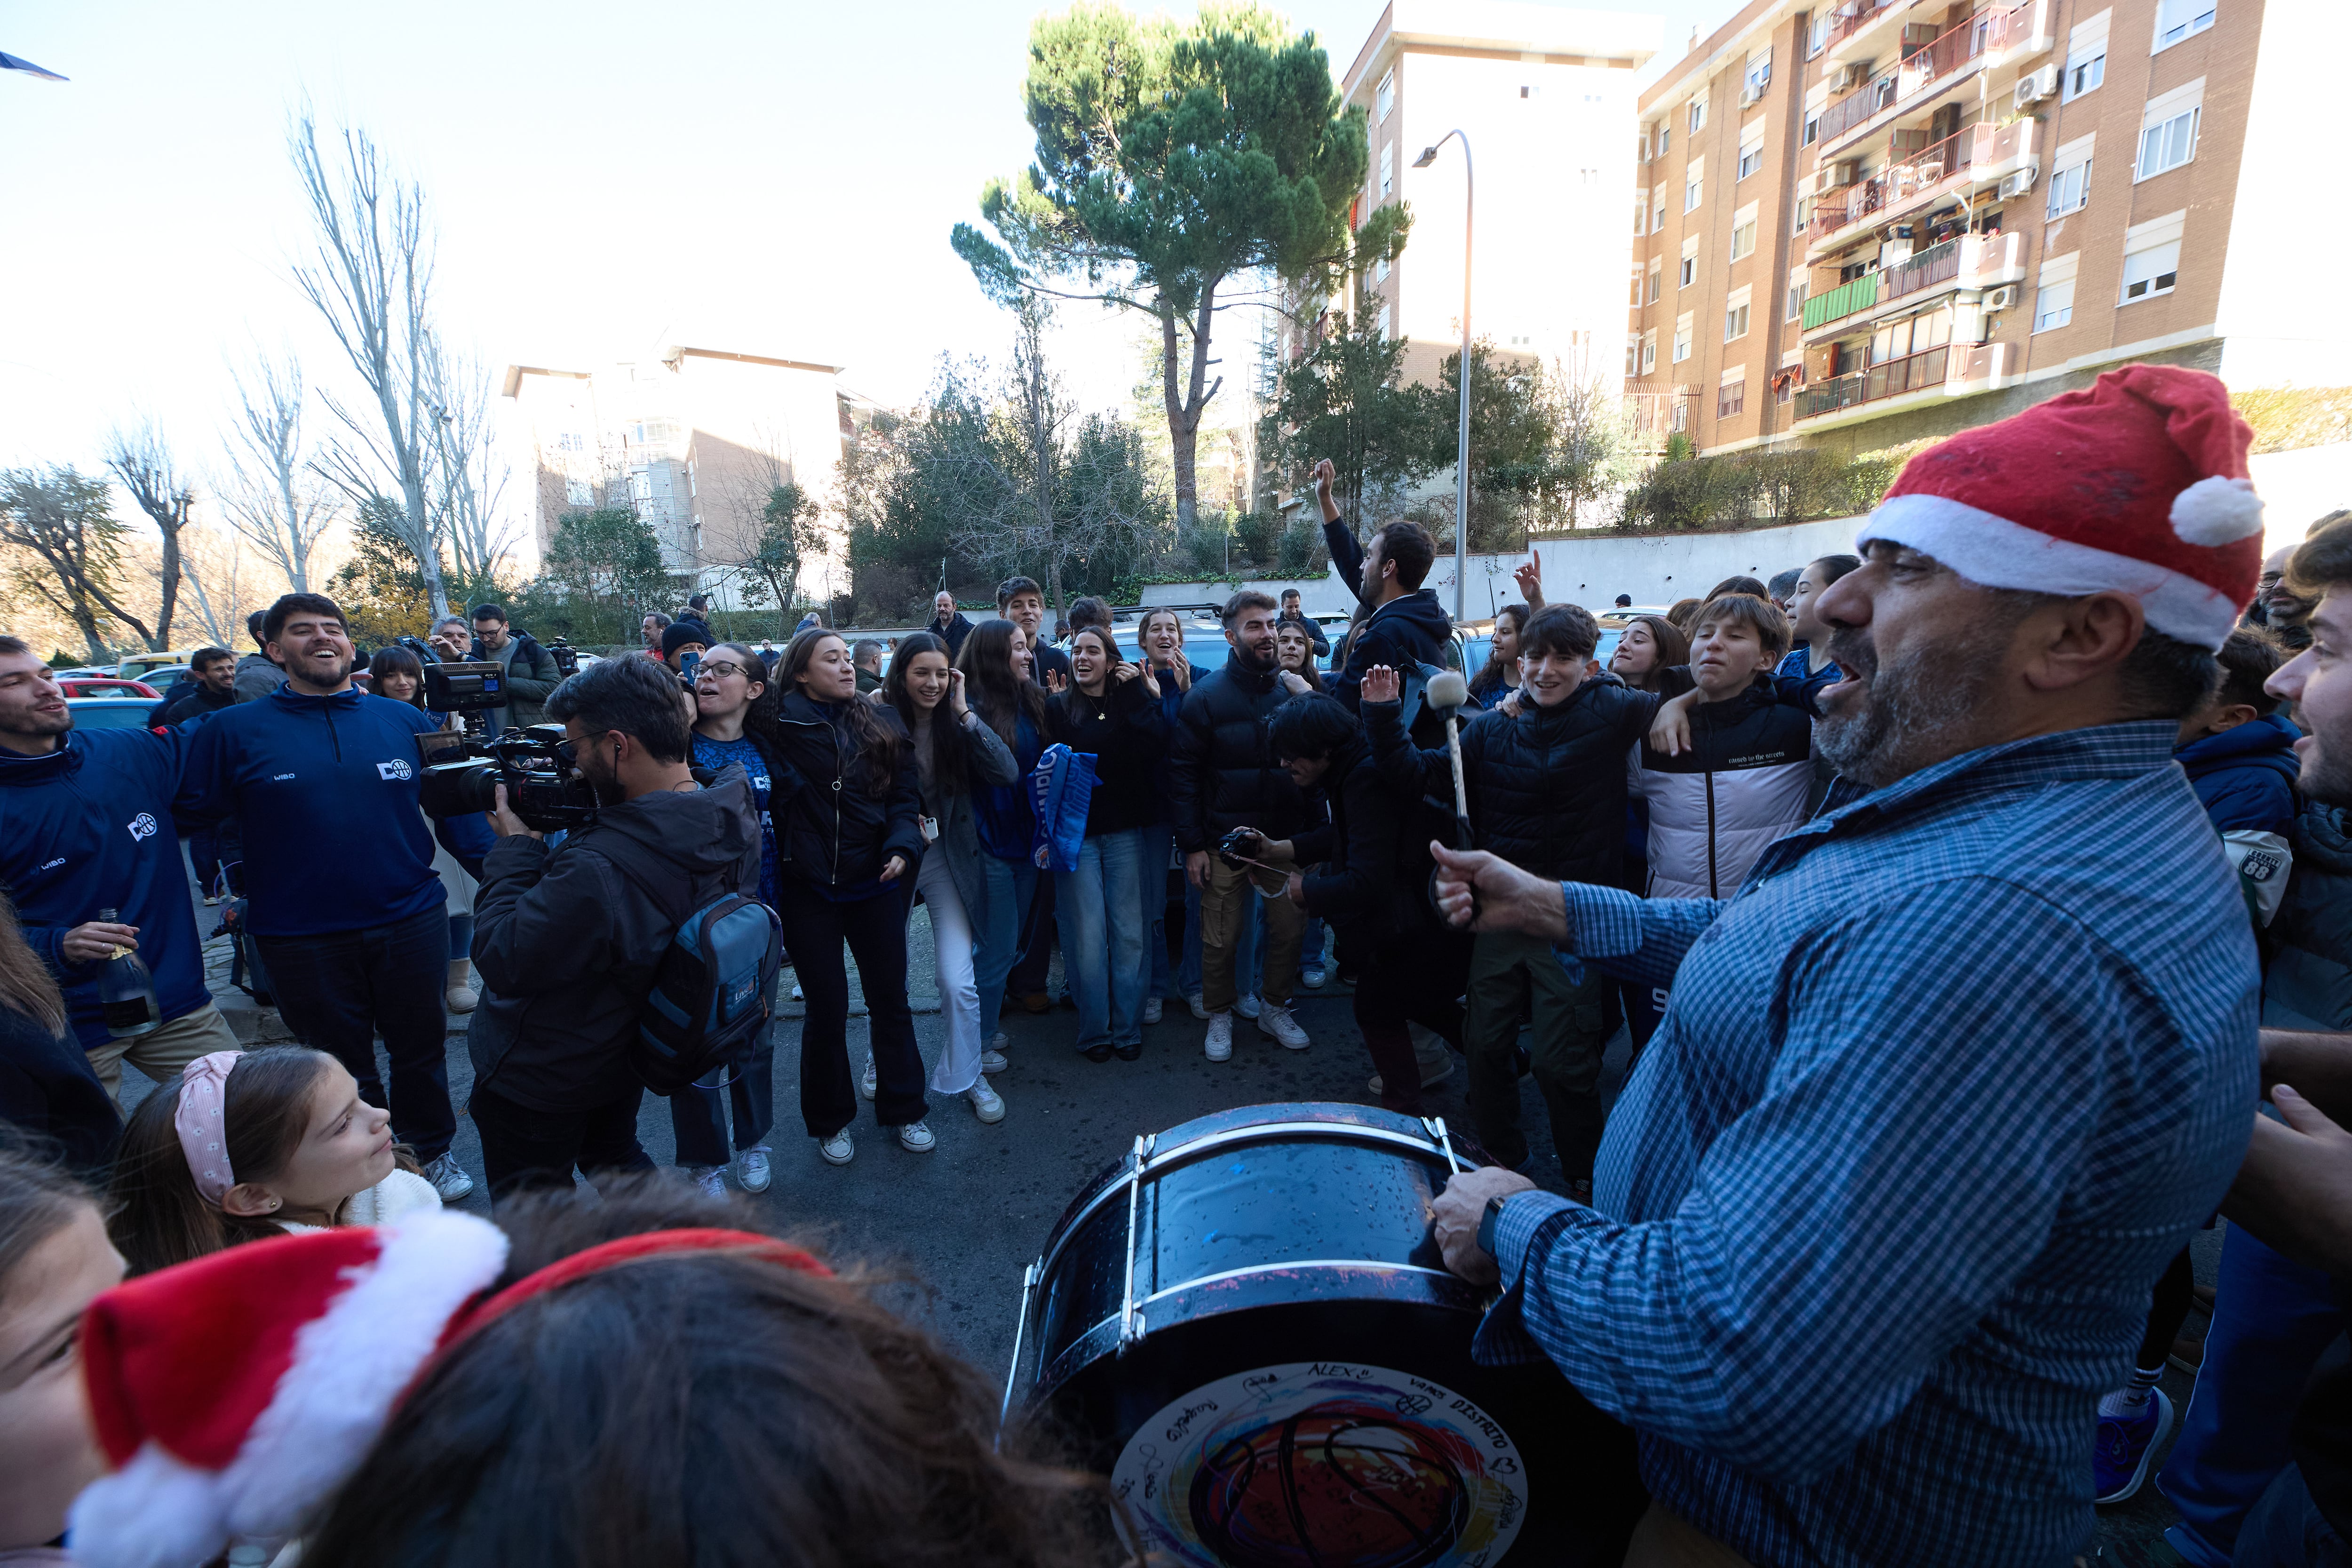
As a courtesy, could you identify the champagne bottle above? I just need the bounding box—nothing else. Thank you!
[94,907,161,1039]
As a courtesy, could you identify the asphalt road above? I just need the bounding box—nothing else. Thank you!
[151,857,2217,1560]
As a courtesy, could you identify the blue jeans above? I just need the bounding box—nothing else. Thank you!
[448,912,474,962]
[2161,1227,2352,1565]
[975,854,1039,1043]
[1056,830,1147,1051]
[669,1019,777,1164]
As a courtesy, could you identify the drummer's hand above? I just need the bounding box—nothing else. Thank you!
[1430,843,1564,938]
[1431,1166,1538,1288]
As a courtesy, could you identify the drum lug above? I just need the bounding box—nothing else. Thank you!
[1118,1133,1151,1356]
[1000,1259,1040,1432]
[1423,1116,1463,1174]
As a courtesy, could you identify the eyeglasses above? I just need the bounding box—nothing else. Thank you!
[699,661,750,680]
[553,728,615,767]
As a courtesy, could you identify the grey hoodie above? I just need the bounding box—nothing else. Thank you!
[467,765,762,1113]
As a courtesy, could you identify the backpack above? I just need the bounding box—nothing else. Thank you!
[594,836,784,1097]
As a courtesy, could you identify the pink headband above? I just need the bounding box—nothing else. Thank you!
[173,1051,243,1207]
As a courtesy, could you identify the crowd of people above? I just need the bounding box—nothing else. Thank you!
[0,364,2349,1566]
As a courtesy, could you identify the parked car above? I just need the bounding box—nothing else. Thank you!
[114,649,207,684]
[57,677,162,700]
[64,697,162,731]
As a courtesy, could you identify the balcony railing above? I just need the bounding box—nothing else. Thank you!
[1881,235,1962,301]
[1794,343,1950,419]
[1807,118,2036,248]
[1826,0,1903,52]
[1813,0,2034,150]
[1801,271,1883,330]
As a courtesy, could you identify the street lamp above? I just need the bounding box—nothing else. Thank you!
[1414,131,1472,624]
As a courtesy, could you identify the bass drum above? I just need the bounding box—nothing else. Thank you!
[1001,1102,1643,1568]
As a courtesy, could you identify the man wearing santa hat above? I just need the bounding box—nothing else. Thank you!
[1423,365,2266,1567]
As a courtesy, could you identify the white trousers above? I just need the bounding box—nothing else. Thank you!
[913,850,983,1095]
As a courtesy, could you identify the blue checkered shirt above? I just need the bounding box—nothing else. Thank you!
[1475,723,2260,1567]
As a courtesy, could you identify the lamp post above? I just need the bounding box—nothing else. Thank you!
[1414,130,1473,624]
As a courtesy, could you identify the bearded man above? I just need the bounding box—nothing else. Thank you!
[1423,366,2265,1567]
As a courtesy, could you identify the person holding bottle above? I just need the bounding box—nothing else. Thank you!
[1042,626,1165,1061]
[881,631,1017,1119]
[758,629,930,1167]
[0,635,237,1108]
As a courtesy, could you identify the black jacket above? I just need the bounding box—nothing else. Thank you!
[1296,737,1448,949]
[0,1004,120,1174]
[161,685,235,727]
[1167,652,1314,853]
[1322,514,1454,710]
[468,767,763,1112]
[931,612,977,657]
[1368,677,1662,884]
[1048,675,1168,837]
[769,691,926,890]
[1277,610,1329,657]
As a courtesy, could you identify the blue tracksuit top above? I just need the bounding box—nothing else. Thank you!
[0,728,212,1049]
[177,685,447,937]
[2177,712,2302,837]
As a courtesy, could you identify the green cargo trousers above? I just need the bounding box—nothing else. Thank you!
[1462,928,1621,1179]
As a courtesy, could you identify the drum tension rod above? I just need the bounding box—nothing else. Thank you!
[1118,1133,1155,1354]
[1423,1116,1464,1175]
[1000,1259,1040,1434]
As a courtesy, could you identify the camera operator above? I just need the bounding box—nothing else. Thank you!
[465,655,763,1198]
[177,592,476,1202]
[469,603,560,733]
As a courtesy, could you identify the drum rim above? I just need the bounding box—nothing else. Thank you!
[1028,1118,1457,1292]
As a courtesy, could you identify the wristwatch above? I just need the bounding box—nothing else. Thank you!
[1476,1193,1510,1262]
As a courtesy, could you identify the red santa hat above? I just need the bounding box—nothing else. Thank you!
[69,1211,828,1568]
[1856,363,2265,650]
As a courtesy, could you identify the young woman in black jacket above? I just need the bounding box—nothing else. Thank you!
[1042,625,1166,1060]
[754,629,929,1167]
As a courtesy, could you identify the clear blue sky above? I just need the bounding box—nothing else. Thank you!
[0,0,1721,487]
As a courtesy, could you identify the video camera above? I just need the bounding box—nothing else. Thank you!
[416,724,601,832]
[393,636,508,721]
[547,636,580,677]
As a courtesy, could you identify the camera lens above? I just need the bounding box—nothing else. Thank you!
[418,760,500,819]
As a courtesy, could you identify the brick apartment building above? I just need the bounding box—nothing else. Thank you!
[1626,0,2345,460]
[502,346,866,608]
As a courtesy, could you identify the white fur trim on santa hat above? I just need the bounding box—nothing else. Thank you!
[1859,491,2244,649]
[67,1209,509,1568]
[2171,475,2266,548]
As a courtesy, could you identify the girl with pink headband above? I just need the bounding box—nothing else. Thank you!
[105,1048,438,1276]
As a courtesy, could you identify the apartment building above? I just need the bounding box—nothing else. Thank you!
[501,344,855,605]
[1627,0,2348,459]
[1290,0,1660,401]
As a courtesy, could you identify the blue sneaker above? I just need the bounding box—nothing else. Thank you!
[2094,1388,2174,1505]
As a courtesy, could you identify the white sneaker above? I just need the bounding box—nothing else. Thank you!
[791,982,804,1002]
[818,1131,854,1166]
[897,1120,937,1153]
[421,1153,475,1201]
[1235,992,1262,1020]
[979,1048,1009,1074]
[859,1054,877,1100]
[1204,1010,1234,1062]
[689,1164,727,1200]
[968,1081,1006,1123]
[735,1145,772,1194]
[1258,1001,1310,1051]
[1187,992,1208,1020]
[1143,996,1163,1025]
[1301,965,1327,989]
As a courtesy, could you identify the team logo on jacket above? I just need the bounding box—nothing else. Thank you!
[126,813,158,842]
[377,759,413,781]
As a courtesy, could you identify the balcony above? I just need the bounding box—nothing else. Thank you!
[1801,230,2032,339]
[1814,0,2047,159]
[1823,0,1911,68]
[1805,117,2038,259]
[1801,271,1883,331]
[1793,341,2009,424]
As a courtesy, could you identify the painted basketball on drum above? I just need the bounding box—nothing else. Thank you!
[1191,1397,1471,1568]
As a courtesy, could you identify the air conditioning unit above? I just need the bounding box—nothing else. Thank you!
[1830,62,1868,91]
[1984,286,2016,311]
[1826,159,1861,188]
[2013,65,2059,108]
[1996,163,2039,199]
[1741,81,1766,106]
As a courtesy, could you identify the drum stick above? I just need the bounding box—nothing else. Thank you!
[1426,670,1473,836]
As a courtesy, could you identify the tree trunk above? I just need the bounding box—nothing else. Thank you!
[72,606,108,666]
[153,525,181,650]
[1158,281,1225,534]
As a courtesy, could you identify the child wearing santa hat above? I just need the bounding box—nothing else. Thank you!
[105,1049,439,1278]
[67,1180,1111,1568]
[0,1150,123,1566]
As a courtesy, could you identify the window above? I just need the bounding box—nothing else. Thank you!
[2137,105,2200,179]
[1745,48,1772,98]
[1739,141,1764,180]
[2154,0,2215,50]
[1581,167,1601,185]
[1658,123,1671,155]
[2046,140,2092,216]
[1803,110,1820,146]
[1787,279,1807,321]
[1730,217,1756,260]
[1652,185,1667,232]
[1680,236,1699,288]
[1673,312,1693,362]
[1633,192,1648,234]
[1379,142,1394,198]
[1689,98,1707,134]
[1375,255,1390,283]
[1626,334,1641,376]
[1725,302,1751,342]
[1376,68,1394,121]
[1648,260,1663,303]
[2121,240,2180,302]
[1719,379,1747,418]
[1672,400,1689,433]
[1631,266,1645,308]
[1685,174,1703,211]
[2066,48,2105,98]
[1641,330,1659,372]
[2033,279,2075,331]
[1377,304,1393,338]
[1807,12,1830,56]
[629,472,652,501]
[1638,129,1652,163]
[556,431,585,452]
[564,478,592,506]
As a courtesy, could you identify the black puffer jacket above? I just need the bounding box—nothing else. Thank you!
[768,691,926,890]
[1048,675,1168,837]
[1167,652,1313,854]
[1323,513,1455,710]
[1367,678,1662,883]
[1297,736,1449,950]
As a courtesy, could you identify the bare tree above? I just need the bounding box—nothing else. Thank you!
[288,110,448,616]
[0,467,154,661]
[170,526,276,648]
[222,352,334,592]
[103,423,192,649]
[421,343,513,598]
